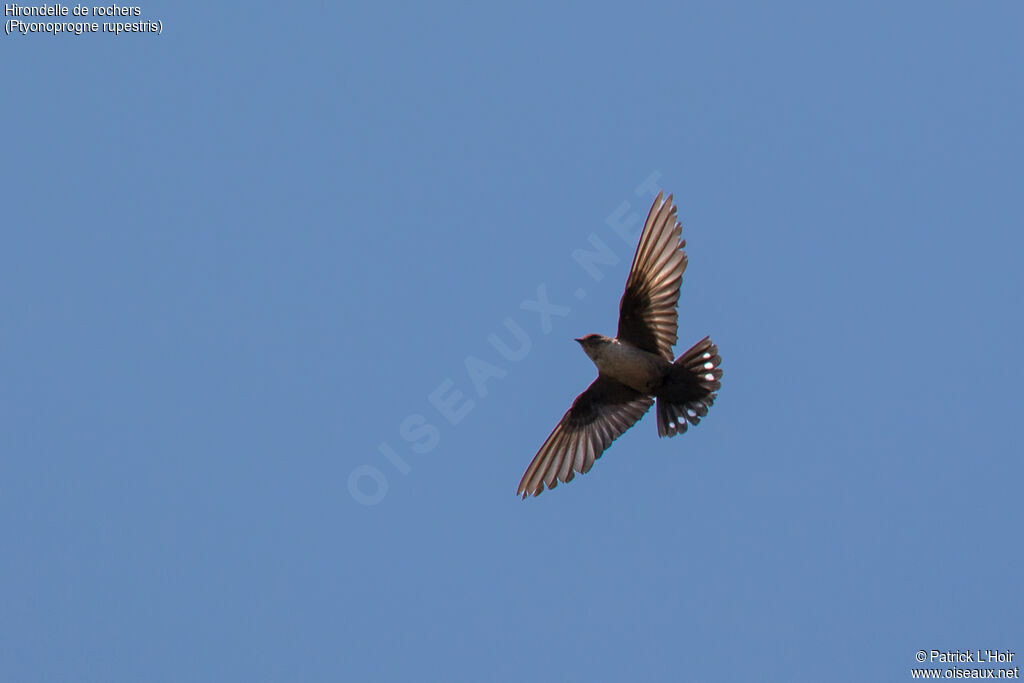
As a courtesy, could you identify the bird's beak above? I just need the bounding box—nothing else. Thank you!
[574,337,584,344]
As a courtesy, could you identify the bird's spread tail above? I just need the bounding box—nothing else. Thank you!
[655,336,722,437]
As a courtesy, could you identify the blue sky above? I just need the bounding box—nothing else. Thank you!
[3,3,1022,682]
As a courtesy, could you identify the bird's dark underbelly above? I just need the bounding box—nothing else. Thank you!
[653,365,705,402]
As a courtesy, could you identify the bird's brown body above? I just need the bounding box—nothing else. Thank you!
[576,335,668,395]
[517,192,722,498]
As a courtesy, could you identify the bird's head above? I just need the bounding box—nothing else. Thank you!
[574,333,613,362]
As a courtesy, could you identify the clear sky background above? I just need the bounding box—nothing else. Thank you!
[3,3,1022,682]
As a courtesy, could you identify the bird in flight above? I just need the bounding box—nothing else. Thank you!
[517,192,722,498]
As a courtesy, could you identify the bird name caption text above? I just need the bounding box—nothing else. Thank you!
[5,4,163,36]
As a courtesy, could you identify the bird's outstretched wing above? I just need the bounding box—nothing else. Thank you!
[518,376,654,498]
[616,192,688,361]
